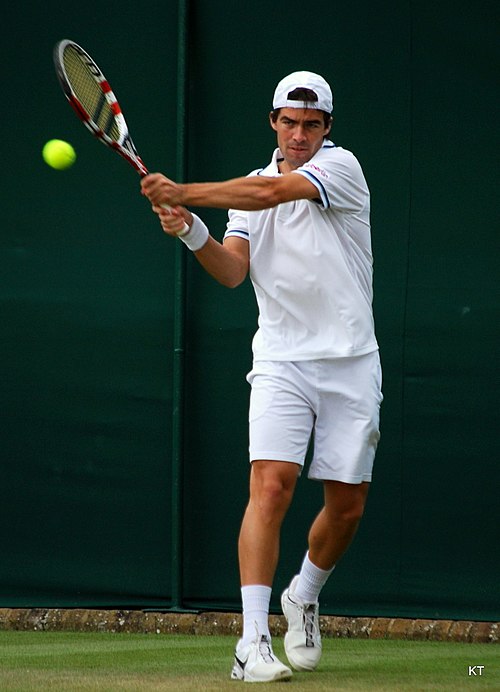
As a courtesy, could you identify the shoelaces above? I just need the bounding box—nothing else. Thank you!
[302,605,318,647]
[258,636,275,663]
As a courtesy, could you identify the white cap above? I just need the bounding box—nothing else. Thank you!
[273,71,333,113]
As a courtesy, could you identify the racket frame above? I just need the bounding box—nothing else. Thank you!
[53,39,189,233]
[53,39,149,177]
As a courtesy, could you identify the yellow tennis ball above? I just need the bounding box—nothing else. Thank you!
[42,139,76,170]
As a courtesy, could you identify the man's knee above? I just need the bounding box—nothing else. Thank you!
[324,481,369,525]
[250,460,300,519]
[336,502,365,525]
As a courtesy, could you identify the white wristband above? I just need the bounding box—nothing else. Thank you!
[177,214,209,251]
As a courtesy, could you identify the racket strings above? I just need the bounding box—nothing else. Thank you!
[63,46,121,142]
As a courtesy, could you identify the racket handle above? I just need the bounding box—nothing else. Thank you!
[160,203,190,235]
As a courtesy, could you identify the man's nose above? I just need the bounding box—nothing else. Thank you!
[293,126,306,141]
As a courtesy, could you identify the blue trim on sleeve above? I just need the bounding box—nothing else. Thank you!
[296,170,330,209]
[224,229,250,241]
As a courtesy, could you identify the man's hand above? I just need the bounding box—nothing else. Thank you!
[141,173,192,236]
[141,173,184,207]
[153,204,193,237]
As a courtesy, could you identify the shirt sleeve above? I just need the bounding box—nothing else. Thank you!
[223,168,265,242]
[224,207,250,242]
[293,146,369,213]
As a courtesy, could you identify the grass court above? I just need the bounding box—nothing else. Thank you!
[0,630,498,690]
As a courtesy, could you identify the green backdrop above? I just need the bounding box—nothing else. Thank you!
[1,0,498,621]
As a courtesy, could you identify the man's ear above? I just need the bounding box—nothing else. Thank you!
[325,116,334,137]
[269,111,278,131]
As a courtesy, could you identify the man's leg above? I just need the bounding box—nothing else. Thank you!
[231,460,299,683]
[238,459,300,642]
[307,480,370,571]
[239,459,300,586]
[234,359,316,680]
[281,481,370,671]
[291,480,369,603]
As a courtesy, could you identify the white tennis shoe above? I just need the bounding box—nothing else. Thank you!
[230,633,292,683]
[281,575,322,671]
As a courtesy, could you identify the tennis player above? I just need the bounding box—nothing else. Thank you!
[141,71,382,683]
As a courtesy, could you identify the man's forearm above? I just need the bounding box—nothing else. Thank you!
[178,176,281,211]
[193,235,249,288]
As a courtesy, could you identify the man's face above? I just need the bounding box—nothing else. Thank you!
[270,108,331,172]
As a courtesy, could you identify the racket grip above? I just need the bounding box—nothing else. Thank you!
[160,203,190,235]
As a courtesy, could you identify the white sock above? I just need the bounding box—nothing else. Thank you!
[241,585,272,645]
[293,552,335,604]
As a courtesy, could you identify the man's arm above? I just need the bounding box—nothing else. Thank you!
[151,204,249,288]
[141,171,318,211]
[142,168,318,289]
[196,235,249,288]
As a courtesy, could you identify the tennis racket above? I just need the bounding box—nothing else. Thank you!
[53,39,188,231]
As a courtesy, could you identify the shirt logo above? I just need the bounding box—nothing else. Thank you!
[304,163,329,179]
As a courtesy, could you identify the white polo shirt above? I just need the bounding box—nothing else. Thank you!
[224,141,378,361]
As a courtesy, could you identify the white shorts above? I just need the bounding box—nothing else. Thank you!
[246,352,383,483]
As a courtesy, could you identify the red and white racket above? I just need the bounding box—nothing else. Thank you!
[53,39,187,230]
